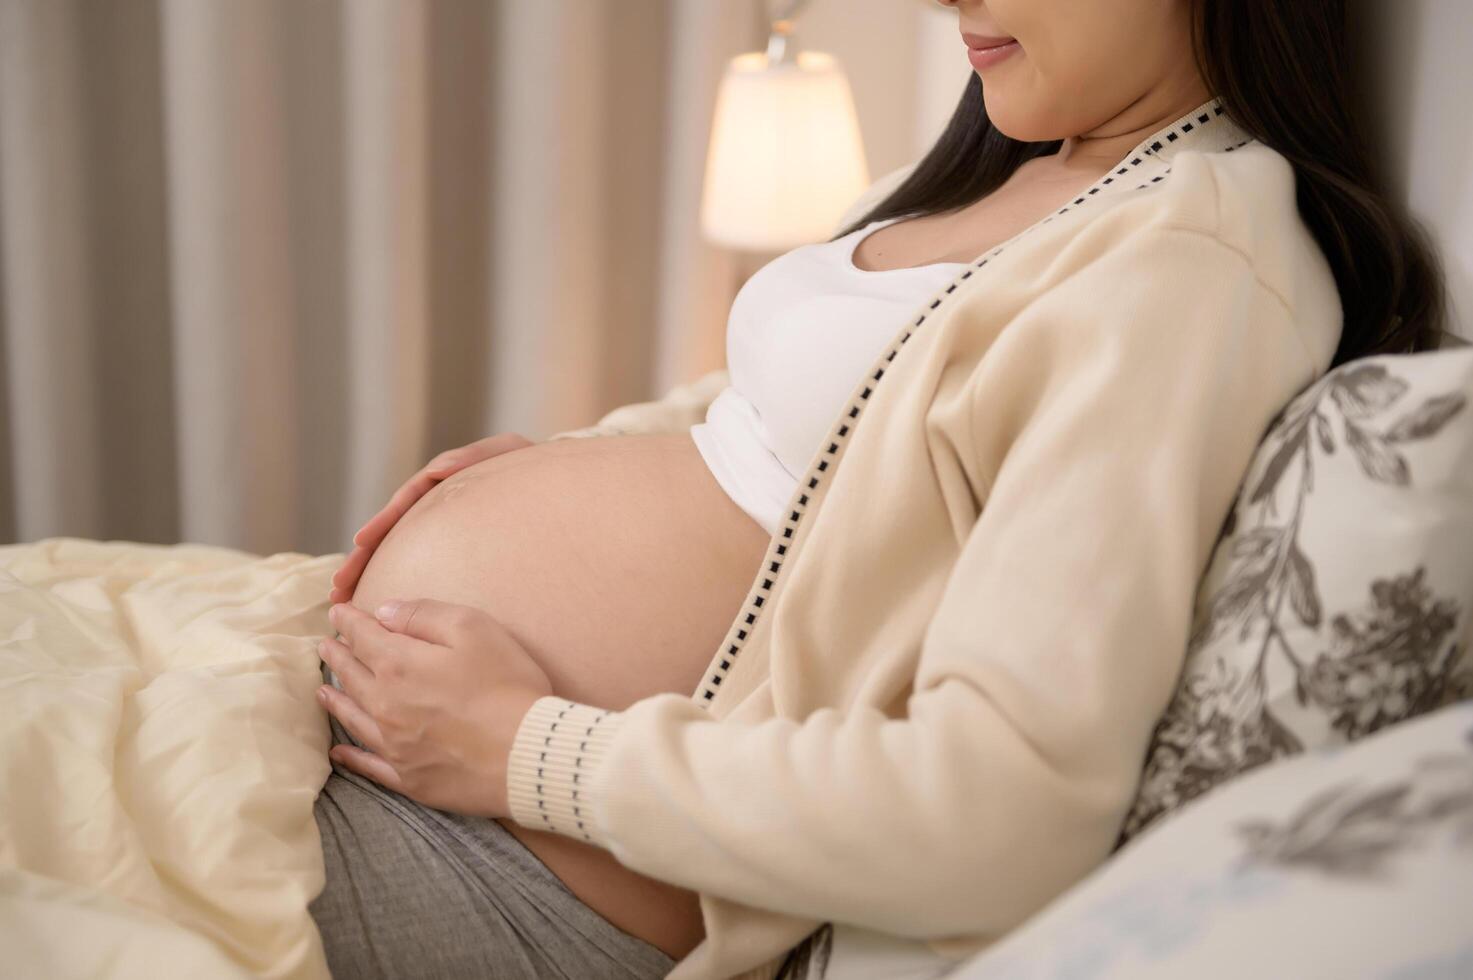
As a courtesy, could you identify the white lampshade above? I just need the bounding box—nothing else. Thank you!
[700,50,870,252]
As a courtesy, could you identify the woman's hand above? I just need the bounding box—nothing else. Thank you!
[329,433,536,604]
[317,598,553,817]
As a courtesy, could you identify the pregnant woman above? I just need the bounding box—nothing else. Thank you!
[309,0,1444,978]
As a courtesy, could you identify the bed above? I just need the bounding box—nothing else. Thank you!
[0,537,336,979]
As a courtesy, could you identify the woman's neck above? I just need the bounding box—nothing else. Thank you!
[1048,79,1215,177]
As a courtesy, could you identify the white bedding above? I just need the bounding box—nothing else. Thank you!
[0,537,339,979]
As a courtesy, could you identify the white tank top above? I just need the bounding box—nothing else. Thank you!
[692,215,966,976]
[690,216,969,536]
[693,215,966,976]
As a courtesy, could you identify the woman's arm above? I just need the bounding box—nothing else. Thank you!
[507,220,1332,939]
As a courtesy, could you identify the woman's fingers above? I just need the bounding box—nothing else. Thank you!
[353,472,437,548]
[333,434,540,601]
[374,597,506,649]
[421,451,465,479]
[318,635,373,703]
[415,434,532,487]
[461,432,534,463]
[330,601,430,671]
[329,545,374,601]
[328,743,406,794]
[348,434,534,552]
[318,685,387,756]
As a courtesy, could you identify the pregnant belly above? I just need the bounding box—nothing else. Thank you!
[348,431,771,960]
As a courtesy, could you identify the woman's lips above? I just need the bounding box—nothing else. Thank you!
[963,35,1020,71]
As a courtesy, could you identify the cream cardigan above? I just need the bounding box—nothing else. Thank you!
[507,97,1344,980]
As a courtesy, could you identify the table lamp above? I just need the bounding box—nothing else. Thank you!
[700,0,870,253]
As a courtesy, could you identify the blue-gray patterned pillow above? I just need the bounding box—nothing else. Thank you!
[1121,345,1473,843]
[951,702,1473,980]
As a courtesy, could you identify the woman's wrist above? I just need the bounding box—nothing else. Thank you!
[505,696,624,846]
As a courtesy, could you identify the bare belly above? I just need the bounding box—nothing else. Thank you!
[348,431,770,960]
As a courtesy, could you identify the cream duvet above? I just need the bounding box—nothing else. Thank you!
[0,537,338,980]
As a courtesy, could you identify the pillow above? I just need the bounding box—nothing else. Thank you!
[946,701,1473,980]
[1121,346,1473,842]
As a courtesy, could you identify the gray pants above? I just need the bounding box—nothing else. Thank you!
[310,662,677,980]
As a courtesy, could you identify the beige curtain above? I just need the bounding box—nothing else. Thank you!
[0,0,765,555]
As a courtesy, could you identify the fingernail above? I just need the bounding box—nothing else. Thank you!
[376,600,400,622]
[434,453,458,469]
[329,604,341,625]
[317,638,328,655]
[317,687,329,704]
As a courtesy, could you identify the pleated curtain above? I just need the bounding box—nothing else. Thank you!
[0,0,767,555]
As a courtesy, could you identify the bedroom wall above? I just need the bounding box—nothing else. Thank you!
[1352,0,1473,344]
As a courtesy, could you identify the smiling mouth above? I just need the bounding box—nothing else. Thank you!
[962,33,1020,70]
[961,32,1016,51]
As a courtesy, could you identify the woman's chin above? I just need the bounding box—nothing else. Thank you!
[979,87,1073,144]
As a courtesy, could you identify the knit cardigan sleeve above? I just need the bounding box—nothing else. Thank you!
[506,221,1326,937]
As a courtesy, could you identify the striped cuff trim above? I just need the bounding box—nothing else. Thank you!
[506,696,622,846]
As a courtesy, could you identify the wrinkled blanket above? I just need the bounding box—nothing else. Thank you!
[0,537,339,979]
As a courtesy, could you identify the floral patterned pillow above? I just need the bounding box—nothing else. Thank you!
[1120,345,1473,843]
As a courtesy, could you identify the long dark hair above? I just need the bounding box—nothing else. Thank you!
[777,3,1446,977]
[830,0,1447,368]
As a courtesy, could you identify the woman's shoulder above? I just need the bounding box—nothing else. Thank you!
[1155,144,1334,297]
[1088,140,1342,370]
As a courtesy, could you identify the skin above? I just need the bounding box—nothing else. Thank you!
[329,433,769,959]
[321,0,1214,961]
[328,433,536,606]
[320,599,548,817]
[855,0,1213,272]
[948,0,1211,151]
